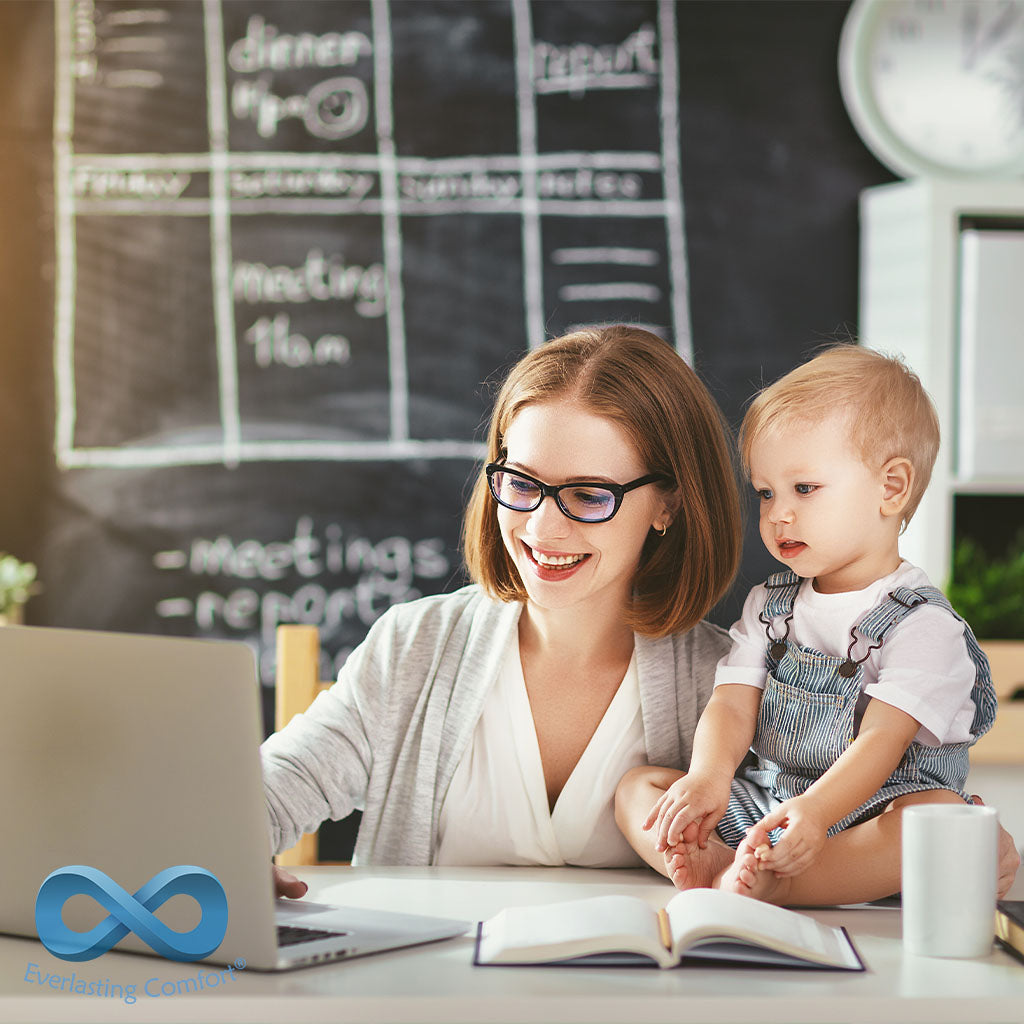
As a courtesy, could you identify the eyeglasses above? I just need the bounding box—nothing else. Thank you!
[485,463,669,524]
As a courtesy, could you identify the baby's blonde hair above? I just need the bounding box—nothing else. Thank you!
[739,345,940,527]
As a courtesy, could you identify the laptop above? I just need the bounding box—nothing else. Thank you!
[0,624,469,970]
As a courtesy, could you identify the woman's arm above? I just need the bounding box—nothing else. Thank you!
[262,674,376,855]
[261,606,402,857]
[264,587,512,873]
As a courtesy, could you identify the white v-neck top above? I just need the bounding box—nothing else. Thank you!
[434,636,647,867]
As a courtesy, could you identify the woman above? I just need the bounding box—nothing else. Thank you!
[264,324,742,886]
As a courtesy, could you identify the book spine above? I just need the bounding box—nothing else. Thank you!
[996,908,1024,964]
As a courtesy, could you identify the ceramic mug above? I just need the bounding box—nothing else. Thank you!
[901,803,999,958]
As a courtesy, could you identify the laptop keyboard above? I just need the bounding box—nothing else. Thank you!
[277,924,350,947]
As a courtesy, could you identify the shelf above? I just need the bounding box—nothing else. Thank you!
[950,479,1024,495]
[972,640,1024,766]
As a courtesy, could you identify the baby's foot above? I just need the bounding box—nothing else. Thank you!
[664,838,734,891]
[717,835,791,904]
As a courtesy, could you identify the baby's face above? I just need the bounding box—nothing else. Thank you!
[748,412,899,594]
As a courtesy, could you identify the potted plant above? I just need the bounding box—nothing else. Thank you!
[948,530,1024,763]
[0,552,38,625]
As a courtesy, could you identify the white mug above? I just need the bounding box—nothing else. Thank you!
[901,803,999,958]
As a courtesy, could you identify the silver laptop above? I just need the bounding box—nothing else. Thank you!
[0,624,468,970]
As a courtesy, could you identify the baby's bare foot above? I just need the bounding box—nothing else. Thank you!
[717,835,791,904]
[664,838,734,891]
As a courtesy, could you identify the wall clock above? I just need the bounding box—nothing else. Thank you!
[839,0,1024,178]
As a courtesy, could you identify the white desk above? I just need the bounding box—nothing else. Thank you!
[3,865,1023,1024]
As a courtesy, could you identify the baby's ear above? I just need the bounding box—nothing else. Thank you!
[880,457,913,518]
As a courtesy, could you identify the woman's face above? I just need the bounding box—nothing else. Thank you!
[497,400,671,619]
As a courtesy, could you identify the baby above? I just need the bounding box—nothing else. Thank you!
[616,345,997,904]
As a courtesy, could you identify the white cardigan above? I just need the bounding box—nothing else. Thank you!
[261,584,729,865]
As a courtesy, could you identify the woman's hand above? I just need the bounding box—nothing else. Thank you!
[973,795,1021,898]
[273,864,309,899]
[997,827,1021,898]
[643,771,730,851]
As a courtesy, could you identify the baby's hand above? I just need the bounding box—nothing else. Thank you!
[643,773,728,852]
[752,798,828,877]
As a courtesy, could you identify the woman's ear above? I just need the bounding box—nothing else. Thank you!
[880,457,914,519]
[655,485,683,532]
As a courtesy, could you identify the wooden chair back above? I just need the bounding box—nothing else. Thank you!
[274,624,333,866]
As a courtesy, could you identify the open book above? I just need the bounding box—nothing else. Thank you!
[474,888,864,971]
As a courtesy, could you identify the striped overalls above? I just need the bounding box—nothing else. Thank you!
[716,570,998,850]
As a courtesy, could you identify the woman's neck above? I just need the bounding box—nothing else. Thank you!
[518,597,635,670]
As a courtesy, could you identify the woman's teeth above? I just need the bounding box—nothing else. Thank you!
[531,548,585,567]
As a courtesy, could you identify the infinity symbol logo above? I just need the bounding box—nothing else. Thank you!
[35,865,228,962]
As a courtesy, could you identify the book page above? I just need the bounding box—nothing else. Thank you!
[477,895,668,965]
[664,889,861,969]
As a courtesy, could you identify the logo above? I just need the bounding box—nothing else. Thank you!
[35,866,228,963]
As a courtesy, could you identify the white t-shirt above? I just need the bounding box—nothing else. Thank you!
[434,637,647,867]
[714,561,977,747]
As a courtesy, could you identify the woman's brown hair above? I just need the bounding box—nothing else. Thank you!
[462,325,742,637]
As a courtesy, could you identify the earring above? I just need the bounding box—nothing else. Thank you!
[655,524,668,537]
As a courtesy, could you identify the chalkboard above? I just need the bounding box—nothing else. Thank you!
[0,1,894,721]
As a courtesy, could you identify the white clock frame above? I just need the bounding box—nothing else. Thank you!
[839,0,1024,179]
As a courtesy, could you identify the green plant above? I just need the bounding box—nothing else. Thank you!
[0,552,38,616]
[947,530,1024,640]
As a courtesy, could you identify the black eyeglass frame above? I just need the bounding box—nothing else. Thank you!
[485,462,671,524]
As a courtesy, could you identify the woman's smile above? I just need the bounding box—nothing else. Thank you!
[522,541,592,580]
[525,543,590,568]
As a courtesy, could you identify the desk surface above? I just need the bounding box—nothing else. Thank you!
[3,865,1023,1024]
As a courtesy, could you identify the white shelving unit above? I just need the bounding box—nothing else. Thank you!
[860,179,1024,773]
[858,179,1024,589]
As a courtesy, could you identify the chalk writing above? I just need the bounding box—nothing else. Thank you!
[559,282,661,303]
[73,169,191,200]
[71,0,97,81]
[179,518,446,581]
[244,314,350,369]
[533,24,658,98]
[154,518,450,682]
[231,75,370,140]
[552,247,660,265]
[104,7,171,28]
[536,169,643,200]
[227,16,372,73]
[232,250,386,318]
[399,172,521,203]
[229,169,377,200]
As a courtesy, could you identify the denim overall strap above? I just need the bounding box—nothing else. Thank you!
[758,571,801,659]
[761,571,801,619]
[853,586,997,740]
[854,586,930,644]
[825,584,997,832]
